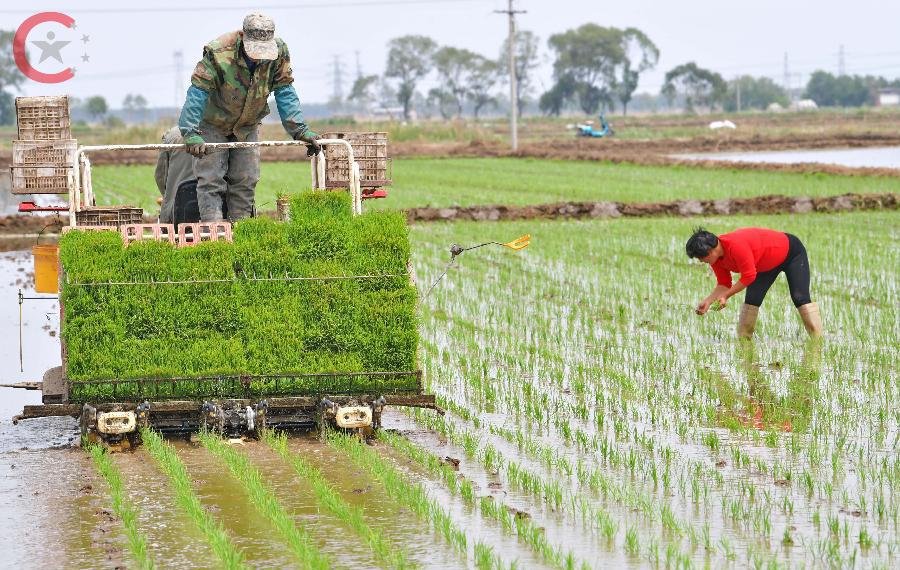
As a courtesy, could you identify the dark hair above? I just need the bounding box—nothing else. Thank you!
[685,227,719,259]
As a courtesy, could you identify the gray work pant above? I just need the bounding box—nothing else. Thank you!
[193,121,260,221]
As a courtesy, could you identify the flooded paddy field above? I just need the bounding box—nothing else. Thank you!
[1,209,897,568]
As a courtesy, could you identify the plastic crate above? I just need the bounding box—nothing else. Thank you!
[321,132,391,188]
[10,165,72,194]
[12,139,77,166]
[15,96,71,141]
[76,206,144,228]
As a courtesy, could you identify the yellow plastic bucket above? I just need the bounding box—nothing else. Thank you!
[33,244,59,294]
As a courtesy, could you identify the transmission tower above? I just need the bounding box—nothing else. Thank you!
[332,55,345,102]
[783,52,791,99]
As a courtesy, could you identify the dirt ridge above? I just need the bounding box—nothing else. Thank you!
[405,192,899,223]
[0,193,894,237]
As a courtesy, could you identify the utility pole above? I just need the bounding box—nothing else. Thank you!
[838,44,846,76]
[173,50,184,109]
[495,0,526,151]
[735,76,741,112]
[355,50,362,80]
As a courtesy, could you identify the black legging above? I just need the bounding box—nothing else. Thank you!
[744,234,812,308]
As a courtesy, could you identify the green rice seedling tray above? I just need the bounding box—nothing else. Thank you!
[59,191,419,404]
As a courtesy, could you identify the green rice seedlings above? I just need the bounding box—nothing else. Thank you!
[624,526,639,556]
[781,526,795,546]
[858,527,874,549]
[381,430,583,570]
[140,428,246,569]
[87,444,154,569]
[718,536,736,561]
[262,431,411,570]
[327,431,469,555]
[198,432,329,570]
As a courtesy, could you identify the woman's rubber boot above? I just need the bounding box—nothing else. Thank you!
[797,302,823,337]
[737,304,759,340]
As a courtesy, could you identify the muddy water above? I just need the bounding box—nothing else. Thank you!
[678,145,900,168]
[0,447,126,568]
[111,448,217,568]
[0,250,96,568]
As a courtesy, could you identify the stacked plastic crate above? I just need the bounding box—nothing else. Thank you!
[10,96,74,197]
[320,132,391,198]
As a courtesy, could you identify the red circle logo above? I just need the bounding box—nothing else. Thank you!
[14,12,76,84]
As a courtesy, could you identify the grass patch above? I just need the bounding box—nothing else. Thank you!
[60,191,419,402]
[87,443,154,569]
[263,430,412,569]
[141,428,246,569]
[199,432,330,569]
[90,158,900,213]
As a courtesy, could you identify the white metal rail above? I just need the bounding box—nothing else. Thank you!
[70,139,361,226]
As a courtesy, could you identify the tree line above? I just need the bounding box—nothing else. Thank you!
[2,25,900,124]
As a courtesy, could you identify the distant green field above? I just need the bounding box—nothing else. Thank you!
[90,157,900,215]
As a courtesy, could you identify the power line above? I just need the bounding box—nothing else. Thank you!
[0,0,489,14]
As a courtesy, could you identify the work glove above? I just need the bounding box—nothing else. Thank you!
[184,133,207,158]
[294,130,321,157]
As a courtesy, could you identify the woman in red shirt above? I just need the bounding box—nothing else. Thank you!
[685,227,822,338]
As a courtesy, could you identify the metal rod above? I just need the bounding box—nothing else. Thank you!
[72,138,362,220]
[18,289,23,373]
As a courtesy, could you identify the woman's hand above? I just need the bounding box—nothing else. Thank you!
[712,295,728,311]
[696,298,712,315]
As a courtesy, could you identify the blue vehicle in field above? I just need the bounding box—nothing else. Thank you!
[575,113,615,138]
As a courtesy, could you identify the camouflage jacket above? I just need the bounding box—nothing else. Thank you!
[190,31,297,140]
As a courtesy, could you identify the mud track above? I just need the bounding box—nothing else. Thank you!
[405,192,899,223]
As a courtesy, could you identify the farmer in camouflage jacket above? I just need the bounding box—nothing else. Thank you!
[177,13,319,221]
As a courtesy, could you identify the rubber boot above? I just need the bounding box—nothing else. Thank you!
[797,302,823,337]
[737,304,759,339]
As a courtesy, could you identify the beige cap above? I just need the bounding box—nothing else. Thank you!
[242,13,277,60]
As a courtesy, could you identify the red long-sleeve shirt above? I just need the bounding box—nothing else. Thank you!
[711,228,789,287]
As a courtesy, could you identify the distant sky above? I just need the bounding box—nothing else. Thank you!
[2,0,898,109]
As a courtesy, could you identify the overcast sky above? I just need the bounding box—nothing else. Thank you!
[2,0,899,110]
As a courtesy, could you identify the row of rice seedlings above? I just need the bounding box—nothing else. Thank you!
[261,430,411,570]
[86,444,154,569]
[410,409,713,563]
[140,428,246,569]
[198,432,329,570]
[326,430,510,570]
[379,429,588,570]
